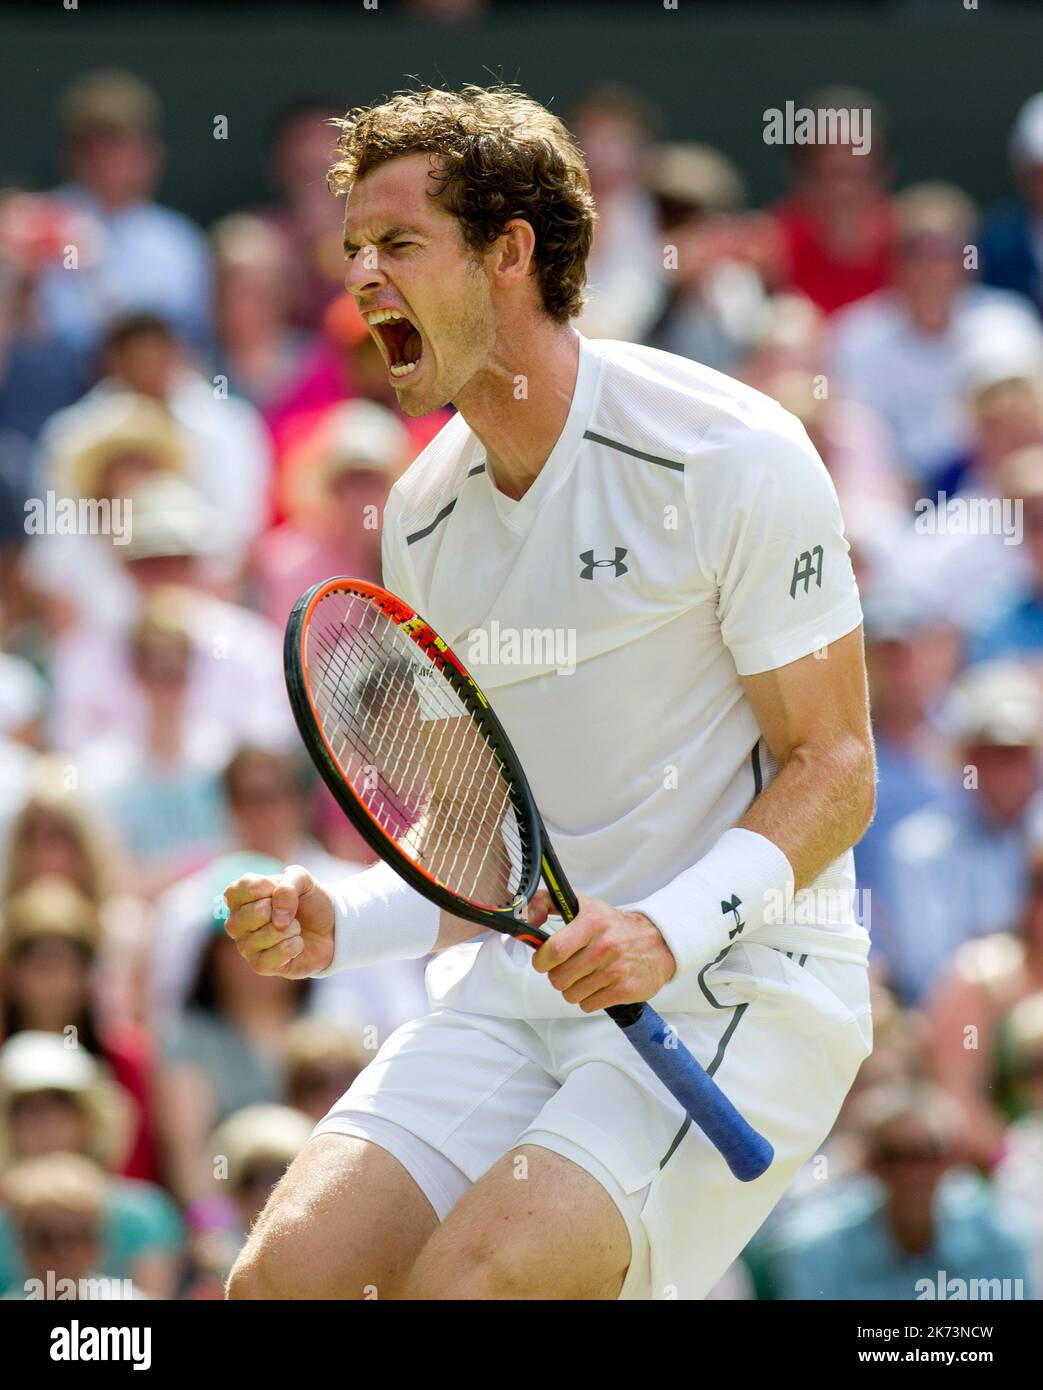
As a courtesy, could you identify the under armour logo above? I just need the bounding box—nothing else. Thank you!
[579,547,629,580]
[721,894,745,939]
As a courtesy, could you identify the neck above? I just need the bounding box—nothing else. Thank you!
[906,294,953,335]
[887,1199,935,1255]
[454,323,581,500]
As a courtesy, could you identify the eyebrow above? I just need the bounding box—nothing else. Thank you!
[342,225,424,255]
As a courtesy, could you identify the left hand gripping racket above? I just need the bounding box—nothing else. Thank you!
[284,577,774,1182]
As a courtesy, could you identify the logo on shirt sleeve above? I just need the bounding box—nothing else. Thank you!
[579,546,629,580]
[790,545,824,597]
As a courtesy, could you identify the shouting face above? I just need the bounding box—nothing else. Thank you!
[342,153,498,416]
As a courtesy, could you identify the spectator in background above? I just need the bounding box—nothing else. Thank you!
[2,760,117,908]
[981,92,1043,319]
[253,399,410,628]
[854,593,957,910]
[761,367,907,532]
[26,389,186,638]
[764,1082,1030,1300]
[738,292,825,394]
[149,758,426,1038]
[831,183,1043,487]
[0,653,47,853]
[1,1153,143,1299]
[41,313,272,577]
[190,1102,313,1293]
[154,910,310,1215]
[0,761,146,1033]
[925,848,1043,1168]
[896,353,1043,637]
[768,85,895,316]
[939,325,1043,501]
[33,70,211,364]
[645,142,770,374]
[46,474,294,757]
[284,1017,369,1122]
[82,593,231,898]
[254,101,346,333]
[872,661,1043,1004]
[970,446,1043,666]
[0,876,157,1181]
[210,214,311,410]
[570,84,665,343]
[0,189,90,443]
[0,1031,182,1298]
[993,993,1043,1292]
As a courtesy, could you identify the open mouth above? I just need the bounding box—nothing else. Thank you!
[366,309,423,379]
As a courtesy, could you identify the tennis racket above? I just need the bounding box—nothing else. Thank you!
[284,576,773,1182]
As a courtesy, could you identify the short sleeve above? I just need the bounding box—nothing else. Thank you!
[691,411,863,676]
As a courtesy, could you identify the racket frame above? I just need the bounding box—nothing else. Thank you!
[285,576,550,946]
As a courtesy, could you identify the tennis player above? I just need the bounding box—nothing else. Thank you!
[224,85,875,1301]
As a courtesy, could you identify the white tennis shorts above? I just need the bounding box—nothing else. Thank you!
[312,940,873,1299]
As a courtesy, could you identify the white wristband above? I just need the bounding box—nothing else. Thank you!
[629,828,794,978]
[311,861,440,976]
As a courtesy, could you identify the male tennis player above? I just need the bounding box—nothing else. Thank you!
[224,85,875,1301]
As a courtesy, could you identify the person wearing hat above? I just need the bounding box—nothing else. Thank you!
[212,1103,314,1240]
[33,69,211,362]
[0,1031,183,1299]
[36,309,272,588]
[644,142,769,375]
[981,92,1043,320]
[180,1102,314,1297]
[1,1152,140,1300]
[254,399,411,627]
[1,875,158,1182]
[43,467,294,759]
[21,386,193,648]
[872,660,1043,1004]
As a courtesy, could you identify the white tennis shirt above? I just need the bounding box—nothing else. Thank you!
[379,334,868,1018]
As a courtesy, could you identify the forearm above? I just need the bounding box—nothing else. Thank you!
[436,909,489,951]
[739,734,876,890]
[632,734,874,977]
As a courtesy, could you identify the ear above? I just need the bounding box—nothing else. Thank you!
[488,219,536,291]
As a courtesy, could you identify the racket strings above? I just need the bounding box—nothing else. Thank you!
[306,591,528,908]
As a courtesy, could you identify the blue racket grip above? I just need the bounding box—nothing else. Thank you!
[616,1003,773,1182]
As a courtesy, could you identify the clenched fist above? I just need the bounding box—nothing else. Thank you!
[223,865,335,979]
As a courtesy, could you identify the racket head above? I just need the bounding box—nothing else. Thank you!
[284,577,546,941]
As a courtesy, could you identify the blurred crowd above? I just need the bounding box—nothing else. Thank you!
[2,69,1043,1300]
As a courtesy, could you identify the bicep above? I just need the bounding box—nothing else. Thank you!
[740,625,871,769]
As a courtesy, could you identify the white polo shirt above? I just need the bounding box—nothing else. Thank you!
[379,334,867,1018]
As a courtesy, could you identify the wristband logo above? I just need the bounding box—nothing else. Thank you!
[721,894,745,938]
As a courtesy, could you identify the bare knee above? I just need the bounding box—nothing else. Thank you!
[226,1132,437,1300]
[225,1195,325,1300]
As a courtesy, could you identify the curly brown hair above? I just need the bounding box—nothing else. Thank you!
[328,84,596,323]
